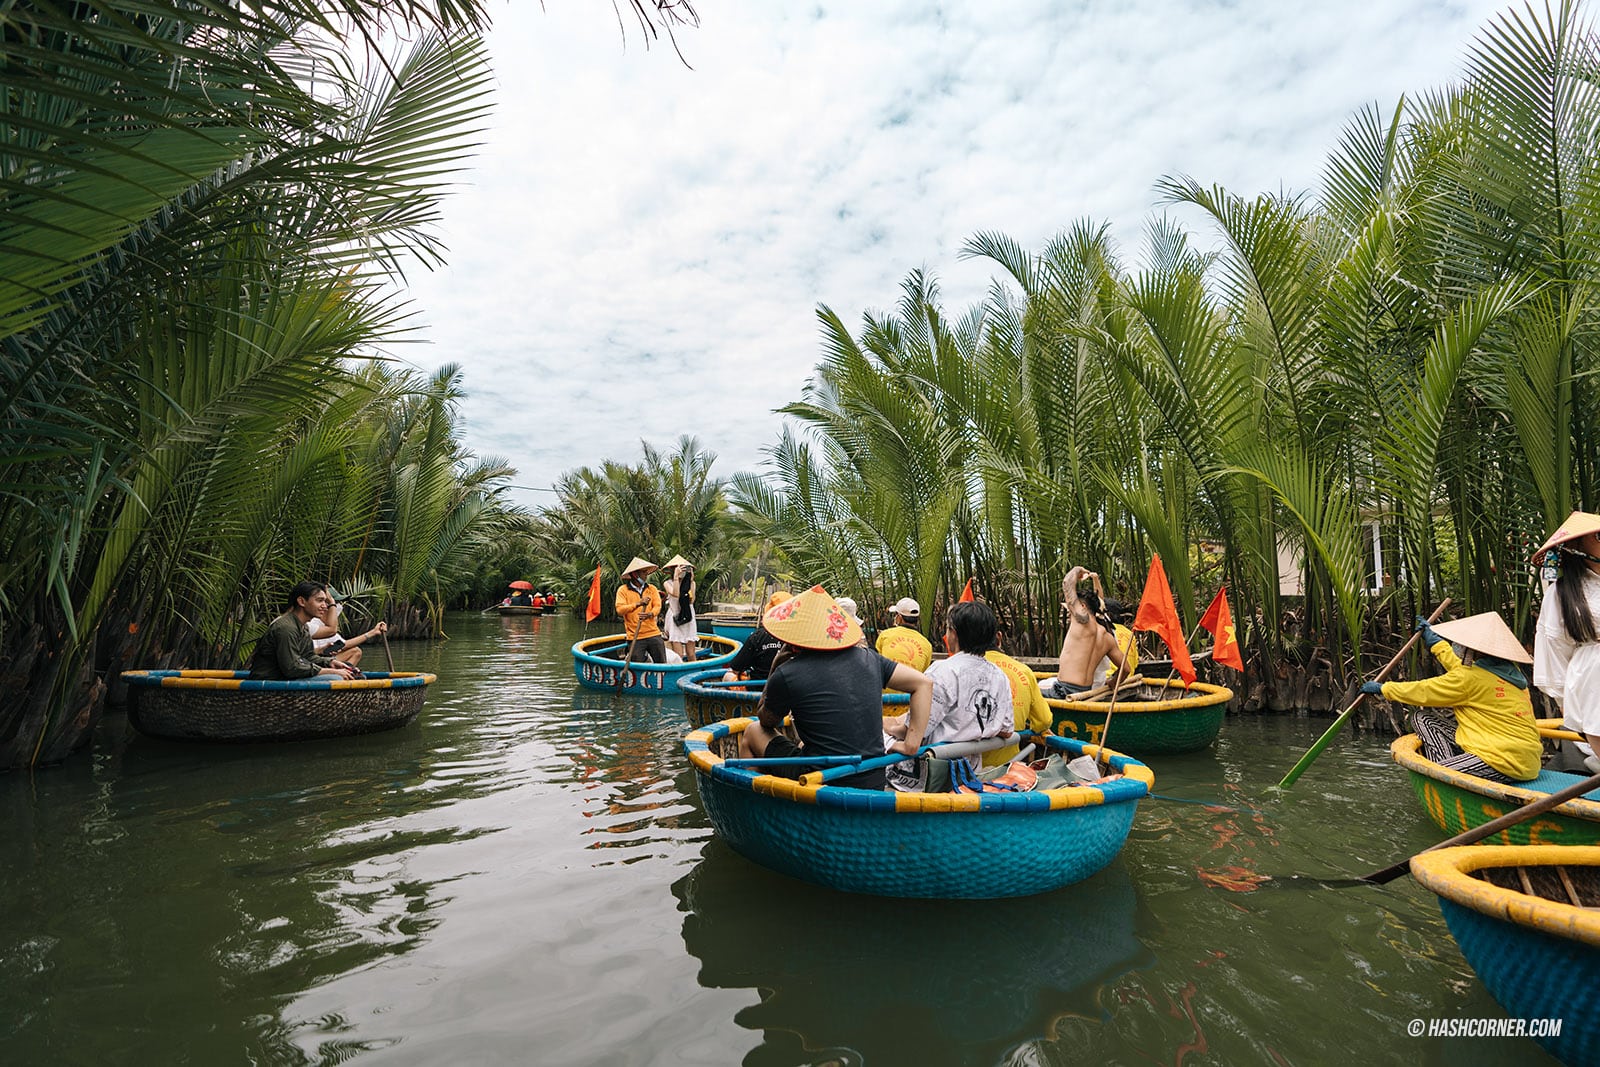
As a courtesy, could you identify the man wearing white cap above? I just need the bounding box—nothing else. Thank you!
[876,596,933,671]
[614,556,666,664]
[1361,612,1540,783]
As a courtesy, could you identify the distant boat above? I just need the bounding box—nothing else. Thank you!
[121,669,436,742]
[493,604,543,616]
[700,612,761,644]
[1411,844,1599,1066]
[571,633,741,695]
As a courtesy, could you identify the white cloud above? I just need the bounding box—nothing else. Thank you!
[398,0,1509,508]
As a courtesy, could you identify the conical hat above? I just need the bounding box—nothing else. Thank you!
[1534,511,1600,559]
[763,585,864,650]
[664,554,693,570]
[1432,612,1531,664]
[621,556,658,577]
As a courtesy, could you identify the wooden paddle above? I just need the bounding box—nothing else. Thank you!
[1277,598,1452,789]
[1096,627,1138,774]
[614,582,653,694]
[381,627,395,674]
[1363,770,1600,884]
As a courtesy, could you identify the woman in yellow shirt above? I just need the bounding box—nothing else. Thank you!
[1362,612,1540,783]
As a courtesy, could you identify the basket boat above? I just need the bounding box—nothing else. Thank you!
[1041,676,1232,756]
[494,604,543,616]
[1392,733,1600,846]
[121,669,436,742]
[685,719,1152,898]
[679,668,909,728]
[699,612,760,644]
[571,633,741,694]
[1411,844,1598,1065]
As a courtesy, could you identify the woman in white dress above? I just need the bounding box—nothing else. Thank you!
[1533,511,1600,768]
[662,557,698,662]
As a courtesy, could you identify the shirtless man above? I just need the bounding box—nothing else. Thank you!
[1043,565,1131,699]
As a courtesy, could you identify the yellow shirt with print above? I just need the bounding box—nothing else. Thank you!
[983,650,1054,767]
[1103,624,1140,681]
[875,625,933,672]
[1380,639,1540,781]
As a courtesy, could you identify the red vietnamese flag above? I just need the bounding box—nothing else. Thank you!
[1198,586,1245,671]
[1133,553,1196,684]
[584,564,603,622]
[958,578,975,603]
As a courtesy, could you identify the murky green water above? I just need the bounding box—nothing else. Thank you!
[0,613,1559,1065]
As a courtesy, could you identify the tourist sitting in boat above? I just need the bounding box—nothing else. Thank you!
[738,586,933,789]
[835,597,871,647]
[885,601,1013,790]
[663,556,698,662]
[1097,599,1140,681]
[1364,612,1540,784]
[248,581,359,681]
[876,596,933,671]
[1534,511,1600,769]
[722,591,789,681]
[509,589,533,606]
[615,556,666,664]
[1042,565,1131,698]
[984,630,1053,768]
[305,590,387,668]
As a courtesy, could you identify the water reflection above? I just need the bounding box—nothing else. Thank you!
[674,842,1154,1066]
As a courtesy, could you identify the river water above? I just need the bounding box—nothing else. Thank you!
[0,612,1558,1065]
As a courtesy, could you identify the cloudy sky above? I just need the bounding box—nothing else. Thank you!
[401,0,1507,509]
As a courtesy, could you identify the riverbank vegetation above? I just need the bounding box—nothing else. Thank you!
[0,2,519,770]
[735,0,1598,708]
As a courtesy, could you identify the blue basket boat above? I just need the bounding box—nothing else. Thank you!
[571,633,741,694]
[679,668,908,728]
[685,718,1152,898]
[121,668,436,742]
[1410,844,1598,1065]
[699,612,760,644]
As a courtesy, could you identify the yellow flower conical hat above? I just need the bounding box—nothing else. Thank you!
[1534,511,1600,559]
[763,585,865,650]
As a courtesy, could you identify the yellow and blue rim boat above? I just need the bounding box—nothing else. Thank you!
[679,668,908,728]
[1410,844,1597,1064]
[571,633,741,694]
[1040,675,1233,755]
[120,668,437,742]
[1391,732,1600,846]
[685,717,1153,899]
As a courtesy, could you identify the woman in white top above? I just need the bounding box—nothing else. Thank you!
[1533,511,1600,765]
[306,594,388,669]
[885,600,1013,791]
[662,557,698,662]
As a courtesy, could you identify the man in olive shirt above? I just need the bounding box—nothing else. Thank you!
[249,581,359,680]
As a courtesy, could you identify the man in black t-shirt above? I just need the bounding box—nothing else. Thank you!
[738,586,932,789]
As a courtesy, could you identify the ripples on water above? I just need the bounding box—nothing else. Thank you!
[0,614,1559,1065]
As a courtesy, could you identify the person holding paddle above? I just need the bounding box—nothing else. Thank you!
[1361,612,1540,784]
[614,556,666,665]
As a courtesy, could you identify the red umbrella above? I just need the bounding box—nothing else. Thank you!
[509,580,534,591]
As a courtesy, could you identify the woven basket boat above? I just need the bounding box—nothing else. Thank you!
[699,612,760,643]
[122,669,436,742]
[679,668,909,728]
[686,719,1152,898]
[571,633,741,695]
[493,604,543,616]
[1041,676,1232,756]
[1411,845,1598,1065]
[1392,733,1600,846]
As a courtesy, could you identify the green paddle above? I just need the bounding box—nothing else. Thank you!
[1277,599,1451,789]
